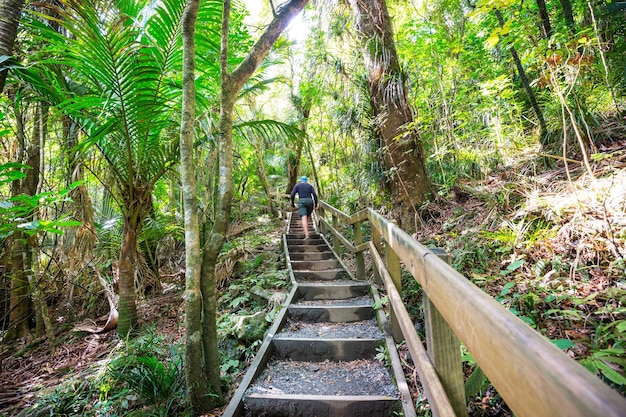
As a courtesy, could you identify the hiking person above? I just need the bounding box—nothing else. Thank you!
[290,176,319,238]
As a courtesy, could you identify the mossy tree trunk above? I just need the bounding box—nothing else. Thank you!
[348,0,431,233]
[180,0,212,413]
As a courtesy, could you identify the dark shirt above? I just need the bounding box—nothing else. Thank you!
[290,182,318,207]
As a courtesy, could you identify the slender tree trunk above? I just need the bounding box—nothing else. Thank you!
[7,234,29,340]
[286,99,309,193]
[251,139,277,215]
[348,0,430,232]
[25,103,55,354]
[180,0,212,414]
[558,0,576,32]
[494,9,548,141]
[0,0,25,94]
[24,104,42,337]
[186,1,310,413]
[6,95,30,341]
[536,0,552,38]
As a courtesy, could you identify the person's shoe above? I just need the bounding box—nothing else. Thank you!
[304,234,309,239]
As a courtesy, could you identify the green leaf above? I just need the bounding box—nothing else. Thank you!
[596,360,626,386]
[54,220,82,228]
[551,338,575,350]
[485,33,500,49]
[500,281,516,296]
[465,366,486,397]
[500,259,524,276]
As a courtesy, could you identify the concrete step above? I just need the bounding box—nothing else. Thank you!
[221,218,416,417]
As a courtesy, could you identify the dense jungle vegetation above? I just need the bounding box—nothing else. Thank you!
[0,0,624,415]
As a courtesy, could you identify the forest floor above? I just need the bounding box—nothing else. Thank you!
[1,144,625,416]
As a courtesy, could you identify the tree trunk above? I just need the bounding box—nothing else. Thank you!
[536,0,552,38]
[494,9,548,141]
[7,235,29,340]
[285,142,303,193]
[180,0,213,414]
[24,104,42,337]
[6,95,30,341]
[24,103,55,354]
[347,0,431,232]
[558,0,576,33]
[251,139,277,215]
[63,115,96,306]
[117,185,151,337]
[0,0,25,94]
[286,98,309,193]
[184,1,310,414]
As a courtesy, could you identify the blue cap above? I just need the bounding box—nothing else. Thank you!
[300,176,308,182]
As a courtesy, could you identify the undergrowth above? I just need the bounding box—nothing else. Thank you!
[10,215,289,416]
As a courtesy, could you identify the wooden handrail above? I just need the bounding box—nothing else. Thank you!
[315,202,626,417]
[368,240,457,417]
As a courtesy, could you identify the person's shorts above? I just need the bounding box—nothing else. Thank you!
[298,198,314,217]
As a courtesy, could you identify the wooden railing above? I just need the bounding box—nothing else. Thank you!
[315,201,626,417]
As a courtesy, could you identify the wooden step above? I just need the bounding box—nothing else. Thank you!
[242,359,401,417]
[290,259,340,270]
[289,251,335,261]
[287,244,330,253]
[294,269,350,281]
[295,283,371,300]
[287,304,374,322]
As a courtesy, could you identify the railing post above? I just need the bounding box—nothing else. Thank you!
[372,226,382,285]
[317,206,325,234]
[353,220,365,279]
[386,241,403,343]
[424,248,467,417]
[332,213,340,250]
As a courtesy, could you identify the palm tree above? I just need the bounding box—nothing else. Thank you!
[26,0,191,335]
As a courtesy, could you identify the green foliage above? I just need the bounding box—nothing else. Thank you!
[26,380,92,417]
[461,348,488,398]
[94,328,188,416]
[0,162,82,239]
[107,352,186,415]
[375,345,391,367]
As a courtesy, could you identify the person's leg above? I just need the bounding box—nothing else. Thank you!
[298,200,310,238]
[301,214,309,237]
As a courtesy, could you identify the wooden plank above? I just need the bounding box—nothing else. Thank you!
[368,209,626,417]
[318,217,357,253]
[319,201,368,224]
[369,242,457,417]
[385,240,402,343]
[424,249,467,417]
[221,286,298,417]
[353,220,365,278]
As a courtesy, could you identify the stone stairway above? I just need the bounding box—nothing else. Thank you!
[223,213,415,417]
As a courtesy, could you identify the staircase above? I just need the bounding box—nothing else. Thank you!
[223,213,415,417]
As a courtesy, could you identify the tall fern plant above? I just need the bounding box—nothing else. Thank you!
[29,0,188,335]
